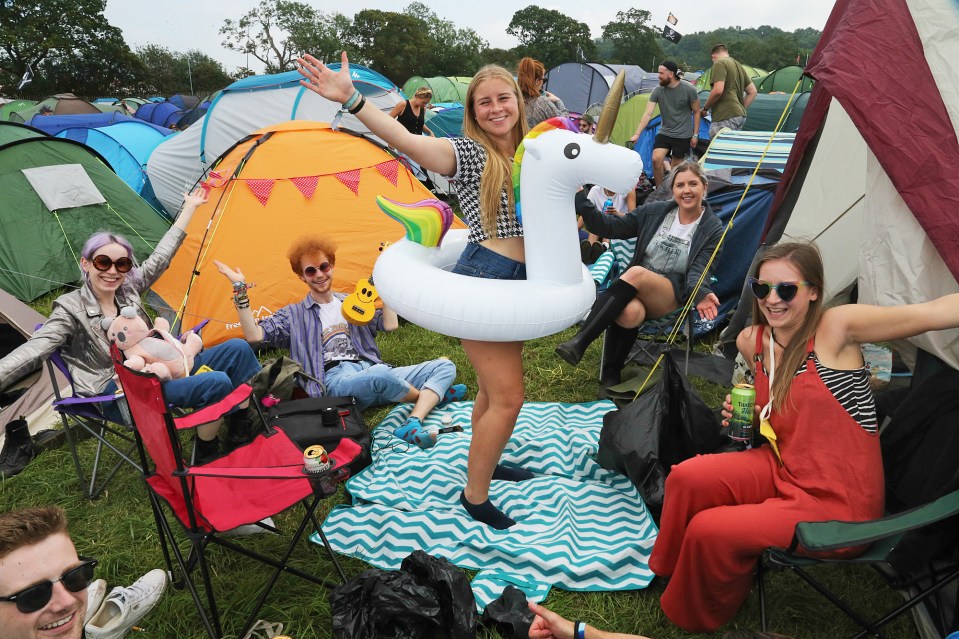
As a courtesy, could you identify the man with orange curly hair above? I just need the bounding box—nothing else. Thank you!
[215,235,465,449]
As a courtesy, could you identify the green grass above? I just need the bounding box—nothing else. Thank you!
[0,321,919,639]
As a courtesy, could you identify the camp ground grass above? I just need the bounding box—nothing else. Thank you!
[0,318,919,639]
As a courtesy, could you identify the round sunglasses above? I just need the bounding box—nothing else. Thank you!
[303,262,332,277]
[90,254,133,273]
[748,277,811,303]
[0,558,97,614]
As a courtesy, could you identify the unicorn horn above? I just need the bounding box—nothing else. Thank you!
[593,70,626,144]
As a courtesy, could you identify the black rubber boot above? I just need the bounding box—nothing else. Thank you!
[224,410,258,451]
[556,279,639,366]
[599,324,640,392]
[0,419,35,478]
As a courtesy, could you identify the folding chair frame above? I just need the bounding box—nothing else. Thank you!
[758,488,959,638]
[117,349,352,639]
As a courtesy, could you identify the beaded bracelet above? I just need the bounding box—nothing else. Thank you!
[342,89,361,111]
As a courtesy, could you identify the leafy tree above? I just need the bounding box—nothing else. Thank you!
[402,3,486,77]
[133,46,232,97]
[479,48,521,70]
[347,9,433,82]
[220,0,346,74]
[506,6,595,69]
[0,0,137,95]
[601,8,663,68]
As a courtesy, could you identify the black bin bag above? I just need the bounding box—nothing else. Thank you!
[330,550,477,639]
[597,349,724,518]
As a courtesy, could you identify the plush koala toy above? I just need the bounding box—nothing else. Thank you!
[104,306,203,381]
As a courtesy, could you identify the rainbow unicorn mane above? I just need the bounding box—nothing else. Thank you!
[376,196,454,248]
[512,117,579,225]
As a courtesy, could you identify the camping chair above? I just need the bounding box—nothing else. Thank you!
[757,488,959,637]
[48,348,140,500]
[112,344,360,639]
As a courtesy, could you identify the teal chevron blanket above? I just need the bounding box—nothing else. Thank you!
[312,400,658,609]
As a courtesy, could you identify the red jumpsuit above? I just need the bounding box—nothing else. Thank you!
[648,327,884,632]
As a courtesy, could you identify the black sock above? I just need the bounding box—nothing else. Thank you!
[492,464,534,482]
[460,492,515,529]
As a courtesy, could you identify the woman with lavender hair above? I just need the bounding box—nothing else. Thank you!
[0,188,261,463]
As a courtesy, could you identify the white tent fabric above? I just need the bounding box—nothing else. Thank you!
[147,80,402,216]
[22,165,106,211]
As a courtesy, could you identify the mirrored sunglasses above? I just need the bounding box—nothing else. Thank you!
[748,277,811,303]
[303,262,332,277]
[91,254,133,273]
[0,558,97,614]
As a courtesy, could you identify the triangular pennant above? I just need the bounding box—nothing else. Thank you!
[245,178,275,206]
[375,160,399,186]
[335,169,362,195]
[291,175,319,199]
[204,169,226,189]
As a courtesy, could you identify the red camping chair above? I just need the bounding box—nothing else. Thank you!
[111,344,360,639]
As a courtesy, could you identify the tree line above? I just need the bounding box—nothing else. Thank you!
[0,0,820,99]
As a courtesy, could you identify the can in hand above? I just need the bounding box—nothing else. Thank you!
[603,197,615,214]
[728,383,756,442]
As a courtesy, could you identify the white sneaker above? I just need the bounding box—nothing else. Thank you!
[85,569,168,639]
[85,579,107,623]
[222,516,276,537]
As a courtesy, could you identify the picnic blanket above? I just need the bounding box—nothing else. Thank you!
[312,400,658,610]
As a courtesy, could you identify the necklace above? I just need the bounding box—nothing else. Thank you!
[771,329,787,349]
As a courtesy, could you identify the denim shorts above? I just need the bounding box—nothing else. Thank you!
[451,243,526,280]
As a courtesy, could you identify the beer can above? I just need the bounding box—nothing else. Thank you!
[728,383,756,441]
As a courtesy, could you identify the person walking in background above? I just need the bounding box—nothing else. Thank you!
[390,86,435,137]
[517,57,569,128]
[628,60,700,185]
[700,43,757,139]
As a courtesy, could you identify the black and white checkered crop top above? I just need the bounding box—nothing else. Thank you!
[446,137,524,243]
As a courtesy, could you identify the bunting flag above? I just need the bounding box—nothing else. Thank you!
[246,178,275,206]
[662,24,682,43]
[375,160,399,186]
[290,175,319,199]
[204,170,226,189]
[335,169,362,195]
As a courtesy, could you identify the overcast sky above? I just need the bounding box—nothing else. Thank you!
[104,0,836,74]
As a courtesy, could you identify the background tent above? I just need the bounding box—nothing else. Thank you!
[741,92,810,132]
[756,65,815,94]
[147,64,406,217]
[402,76,469,103]
[167,94,201,110]
[24,112,152,136]
[150,120,466,346]
[55,120,174,210]
[1,100,36,120]
[10,94,100,122]
[724,0,959,372]
[135,101,184,128]
[0,121,171,301]
[545,62,648,115]
[424,104,464,138]
[0,287,69,449]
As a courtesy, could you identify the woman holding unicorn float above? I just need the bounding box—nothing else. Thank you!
[298,52,639,529]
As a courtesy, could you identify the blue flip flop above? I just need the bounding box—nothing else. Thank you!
[438,383,467,407]
[394,417,437,449]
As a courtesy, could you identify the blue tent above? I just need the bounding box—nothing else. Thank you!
[25,112,146,136]
[135,102,183,128]
[167,94,201,110]
[55,121,173,212]
[424,105,464,138]
[633,114,711,175]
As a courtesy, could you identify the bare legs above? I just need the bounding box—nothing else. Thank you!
[616,266,680,328]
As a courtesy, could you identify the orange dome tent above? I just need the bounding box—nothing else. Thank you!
[151,120,464,345]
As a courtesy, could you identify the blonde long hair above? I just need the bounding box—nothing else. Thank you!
[463,65,528,238]
[751,242,825,412]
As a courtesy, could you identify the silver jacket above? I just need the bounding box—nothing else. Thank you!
[0,226,186,398]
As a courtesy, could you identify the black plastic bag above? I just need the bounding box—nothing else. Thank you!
[330,551,477,639]
[597,349,724,518]
[480,585,534,639]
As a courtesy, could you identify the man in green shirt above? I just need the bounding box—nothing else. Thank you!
[700,44,757,139]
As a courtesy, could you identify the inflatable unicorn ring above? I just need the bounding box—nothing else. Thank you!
[373,72,643,341]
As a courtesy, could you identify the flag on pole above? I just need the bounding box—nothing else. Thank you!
[667,12,678,25]
[662,24,682,43]
[17,63,33,92]
[796,52,802,63]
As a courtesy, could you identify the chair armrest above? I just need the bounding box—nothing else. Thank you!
[54,393,122,406]
[185,465,307,479]
[795,488,959,552]
[173,384,252,430]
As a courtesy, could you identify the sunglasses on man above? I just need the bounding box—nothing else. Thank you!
[303,262,332,277]
[90,254,133,273]
[0,558,97,614]
[748,277,811,303]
